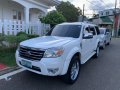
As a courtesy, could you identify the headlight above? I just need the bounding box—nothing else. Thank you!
[44,47,64,58]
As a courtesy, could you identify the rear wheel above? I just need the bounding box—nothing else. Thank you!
[101,41,105,49]
[107,38,111,45]
[94,45,100,58]
[62,56,80,84]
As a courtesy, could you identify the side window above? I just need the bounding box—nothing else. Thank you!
[106,29,110,32]
[89,26,96,35]
[95,26,100,35]
[84,27,90,34]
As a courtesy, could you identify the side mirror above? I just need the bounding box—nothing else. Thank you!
[83,33,93,39]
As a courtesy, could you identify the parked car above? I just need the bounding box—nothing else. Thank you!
[99,28,112,49]
[16,22,100,84]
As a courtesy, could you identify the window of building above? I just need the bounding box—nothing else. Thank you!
[13,10,22,20]
[13,10,17,20]
[106,11,109,15]
[18,11,22,20]
[100,12,103,15]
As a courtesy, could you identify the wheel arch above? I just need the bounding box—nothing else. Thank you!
[61,49,81,75]
[96,39,100,48]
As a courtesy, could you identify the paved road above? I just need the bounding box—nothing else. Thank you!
[0,38,120,90]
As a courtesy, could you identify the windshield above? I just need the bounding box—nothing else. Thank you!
[99,29,105,34]
[47,25,81,38]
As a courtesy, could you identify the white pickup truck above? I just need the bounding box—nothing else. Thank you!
[16,22,100,84]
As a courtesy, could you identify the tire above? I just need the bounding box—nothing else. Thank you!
[107,38,111,45]
[101,42,105,50]
[62,56,80,84]
[94,45,100,58]
[107,42,110,45]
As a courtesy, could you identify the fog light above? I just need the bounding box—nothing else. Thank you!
[47,68,59,74]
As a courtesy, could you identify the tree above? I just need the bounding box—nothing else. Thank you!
[56,1,82,22]
[40,11,66,26]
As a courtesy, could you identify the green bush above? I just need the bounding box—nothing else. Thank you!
[28,34,39,39]
[5,35,17,43]
[5,35,18,47]
[0,33,5,46]
[5,34,28,47]
[16,32,27,36]
[3,32,40,47]
[17,34,28,43]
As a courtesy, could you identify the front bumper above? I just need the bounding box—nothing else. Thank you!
[16,51,64,76]
[99,40,104,47]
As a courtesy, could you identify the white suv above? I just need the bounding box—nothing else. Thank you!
[99,28,112,49]
[16,22,100,84]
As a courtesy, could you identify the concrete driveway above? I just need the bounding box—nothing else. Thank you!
[0,38,120,90]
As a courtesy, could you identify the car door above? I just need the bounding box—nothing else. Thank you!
[81,26,92,62]
[89,26,97,52]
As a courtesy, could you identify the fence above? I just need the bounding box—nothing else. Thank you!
[0,20,50,36]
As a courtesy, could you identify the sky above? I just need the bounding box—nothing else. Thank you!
[60,0,120,18]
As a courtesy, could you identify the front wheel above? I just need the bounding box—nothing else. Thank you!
[62,56,80,84]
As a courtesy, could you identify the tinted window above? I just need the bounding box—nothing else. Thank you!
[48,25,81,38]
[106,29,110,32]
[95,26,100,35]
[99,29,105,34]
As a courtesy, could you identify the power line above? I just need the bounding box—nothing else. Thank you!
[84,9,105,11]
[86,0,113,11]
[86,0,102,9]
[99,0,106,5]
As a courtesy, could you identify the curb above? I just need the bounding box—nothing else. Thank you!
[0,66,21,76]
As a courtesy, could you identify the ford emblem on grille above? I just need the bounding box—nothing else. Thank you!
[27,51,32,56]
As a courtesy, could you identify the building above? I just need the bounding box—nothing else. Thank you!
[78,15,88,22]
[0,0,60,35]
[89,8,120,30]
[99,8,120,17]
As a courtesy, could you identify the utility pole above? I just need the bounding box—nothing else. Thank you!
[114,0,118,37]
[82,4,85,22]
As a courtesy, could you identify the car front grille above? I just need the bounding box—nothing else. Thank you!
[19,46,45,61]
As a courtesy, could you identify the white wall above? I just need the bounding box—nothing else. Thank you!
[30,8,44,22]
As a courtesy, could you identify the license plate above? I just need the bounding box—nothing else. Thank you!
[21,60,32,68]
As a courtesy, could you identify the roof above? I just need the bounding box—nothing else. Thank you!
[99,8,120,12]
[100,16,113,25]
[59,22,97,26]
[34,0,60,6]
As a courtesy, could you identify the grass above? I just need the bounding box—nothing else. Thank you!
[0,47,17,67]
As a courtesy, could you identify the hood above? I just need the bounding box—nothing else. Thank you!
[100,34,105,39]
[20,36,74,49]
[99,34,105,41]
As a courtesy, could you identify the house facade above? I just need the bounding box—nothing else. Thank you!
[0,0,60,23]
[99,8,120,17]
[0,0,60,35]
